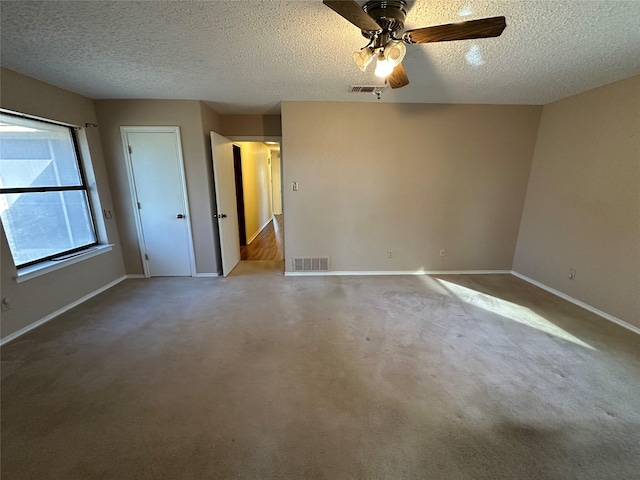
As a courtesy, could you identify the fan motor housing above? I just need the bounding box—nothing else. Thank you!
[362,0,407,37]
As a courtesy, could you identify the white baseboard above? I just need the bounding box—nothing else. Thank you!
[511,271,640,336]
[126,273,220,278]
[0,275,129,346]
[246,217,273,245]
[285,270,511,277]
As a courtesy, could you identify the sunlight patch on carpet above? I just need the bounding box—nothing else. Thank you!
[433,279,596,350]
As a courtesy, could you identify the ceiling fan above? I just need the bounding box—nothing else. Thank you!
[323,0,506,89]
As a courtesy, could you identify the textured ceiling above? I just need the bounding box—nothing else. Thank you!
[1,1,639,114]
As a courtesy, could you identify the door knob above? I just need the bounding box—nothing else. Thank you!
[176,214,184,219]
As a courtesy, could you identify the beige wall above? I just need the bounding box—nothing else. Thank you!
[5,66,634,337]
[0,68,125,339]
[200,101,223,135]
[220,114,281,137]
[95,99,220,274]
[200,102,224,272]
[513,76,640,327]
[236,142,273,242]
[281,101,542,272]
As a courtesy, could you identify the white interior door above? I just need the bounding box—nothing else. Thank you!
[210,132,240,276]
[123,128,195,277]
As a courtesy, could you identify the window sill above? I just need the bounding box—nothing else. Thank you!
[15,245,114,284]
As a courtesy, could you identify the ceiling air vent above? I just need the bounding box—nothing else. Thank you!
[293,257,330,272]
[350,85,387,94]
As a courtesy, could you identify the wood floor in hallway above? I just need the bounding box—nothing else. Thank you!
[240,214,283,261]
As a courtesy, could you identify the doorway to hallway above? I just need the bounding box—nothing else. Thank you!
[214,137,284,275]
[232,140,283,264]
[240,214,284,261]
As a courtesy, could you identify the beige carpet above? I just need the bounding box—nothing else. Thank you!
[2,263,639,479]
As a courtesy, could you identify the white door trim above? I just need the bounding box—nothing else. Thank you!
[120,126,197,278]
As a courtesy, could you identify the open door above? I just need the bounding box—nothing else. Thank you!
[210,132,241,276]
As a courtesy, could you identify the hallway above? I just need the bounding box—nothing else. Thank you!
[240,214,283,261]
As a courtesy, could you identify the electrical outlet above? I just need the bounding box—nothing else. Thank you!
[439,249,446,257]
[1,298,10,312]
[387,250,393,258]
[568,268,576,280]
[292,181,299,191]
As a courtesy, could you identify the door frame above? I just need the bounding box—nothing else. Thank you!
[227,135,284,262]
[121,126,197,278]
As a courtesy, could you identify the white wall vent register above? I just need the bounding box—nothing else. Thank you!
[350,85,387,94]
[293,257,330,272]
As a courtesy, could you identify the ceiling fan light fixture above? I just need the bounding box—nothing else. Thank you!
[323,0,506,89]
[383,40,406,66]
[353,47,375,71]
[374,53,395,78]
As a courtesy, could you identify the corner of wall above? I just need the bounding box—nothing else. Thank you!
[511,75,640,327]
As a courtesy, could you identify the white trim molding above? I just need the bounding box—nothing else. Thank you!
[0,275,129,346]
[511,271,640,336]
[285,270,511,277]
[194,273,220,277]
[15,245,113,283]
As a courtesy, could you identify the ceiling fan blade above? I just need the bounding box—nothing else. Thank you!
[323,0,382,32]
[388,63,409,89]
[405,16,506,44]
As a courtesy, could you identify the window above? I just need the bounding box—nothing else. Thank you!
[0,112,98,268]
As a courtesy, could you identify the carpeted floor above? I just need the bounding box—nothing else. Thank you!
[2,263,639,479]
